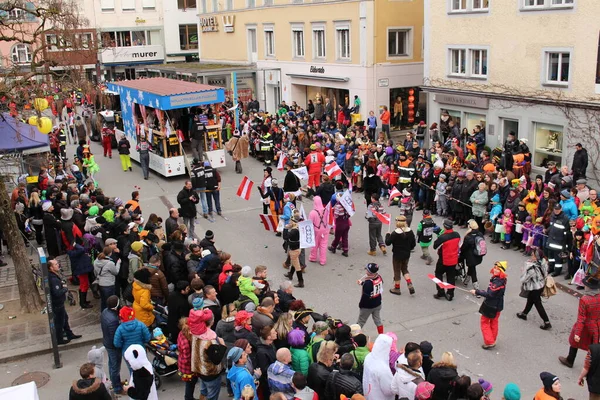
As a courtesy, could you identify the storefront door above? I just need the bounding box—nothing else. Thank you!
[500,118,519,142]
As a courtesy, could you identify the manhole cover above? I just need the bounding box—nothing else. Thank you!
[12,371,50,388]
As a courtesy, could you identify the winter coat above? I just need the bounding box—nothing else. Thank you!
[167,292,191,342]
[291,347,311,376]
[391,364,425,400]
[475,275,507,312]
[228,364,258,400]
[190,332,224,380]
[164,249,188,284]
[362,334,394,400]
[433,229,461,266]
[234,327,260,352]
[325,369,363,400]
[459,231,484,267]
[100,308,120,350]
[177,188,199,218]
[278,289,296,312]
[520,260,547,291]
[177,332,194,378]
[385,228,416,260]
[43,211,62,258]
[572,148,588,175]
[547,211,570,250]
[69,378,111,400]
[256,342,277,397]
[93,257,119,287]
[268,361,295,400]
[238,275,259,305]
[427,362,458,400]
[143,266,169,302]
[113,319,151,353]
[306,362,332,400]
[49,271,68,307]
[470,190,489,217]
[68,244,94,277]
[128,252,143,283]
[569,293,600,351]
[132,280,155,327]
[560,197,579,221]
[252,308,275,336]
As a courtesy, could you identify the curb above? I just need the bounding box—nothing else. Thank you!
[0,333,103,364]
[555,281,583,299]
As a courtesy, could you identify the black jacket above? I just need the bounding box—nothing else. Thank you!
[587,343,600,394]
[199,238,217,254]
[256,342,277,398]
[459,231,484,267]
[547,211,570,249]
[362,175,382,198]
[427,363,458,400]
[385,229,416,260]
[43,211,62,258]
[165,216,179,240]
[284,170,301,193]
[69,378,111,400]
[324,369,363,400]
[49,271,68,307]
[316,182,335,205]
[277,289,296,312]
[177,188,199,218]
[307,362,333,400]
[572,148,588,174]
[164,249,188,284]
[167,291,191,342]
[101,308,120,350]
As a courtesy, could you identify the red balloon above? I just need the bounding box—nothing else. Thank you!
[408,89,415,96]
[408,103,415,110]
[408,96,415,103]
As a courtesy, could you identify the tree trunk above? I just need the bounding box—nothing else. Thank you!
[0,177,44,313]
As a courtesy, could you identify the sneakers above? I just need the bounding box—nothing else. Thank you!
[407,283,415,295]
[367,250,377,256]
[558,356,573,368]
[540,322,552,330]
[389,287,401,295]
[516,312,527,321]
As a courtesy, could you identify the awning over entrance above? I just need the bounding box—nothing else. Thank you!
[286,73,349,82]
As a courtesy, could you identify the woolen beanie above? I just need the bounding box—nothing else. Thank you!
[130,241,143,253]
[478,378,493,396]
[443,219,453,229]
[540,372,558,390]
[205,230,214,240]
[241,265,253,277]
[503,383,521,400]
[119,306,135,322]
[227,347,244,363]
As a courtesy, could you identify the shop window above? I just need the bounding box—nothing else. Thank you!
[292,26,304,58]
[389,87,424,131]
[388,28,410,58]
[533,122,563,167]
[102,32,116,47]
[440,109,461,140]
[544,50,570,86]
[336,25,350,60]
[501,118,519,142]
[178,0,197,9]
[312,26,325,59]
[79,33,93,49]
[264,27,275,57]
[11,43,31,65]
[122,0,135,11]
[449,48,466,76]
[100,0,115,11]
[465,113,486,136]
[179,25,198,50]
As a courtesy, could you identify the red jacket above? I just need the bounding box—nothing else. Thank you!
[304,151,325,175]
[569,293,600,350]
[433,229,460,266]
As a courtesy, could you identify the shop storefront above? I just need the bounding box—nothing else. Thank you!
[388,87,425,130]
[532,122,564,168]
[432,92,489,143]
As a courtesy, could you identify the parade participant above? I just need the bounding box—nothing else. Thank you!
[260,129,274,166]
[433,220,460,301]
[471,261,507,350]
[547,203,571,277]
[117,135,132,172]
[284,161,302,197]
[225,129,249,174]
[356,262,384,334]
[366,193,386,256]
[136,133,152,180]
[190,158,209,219]
[258,167,274,215]
[123,344,158,400]
[308,196,329,266]
[416,210,439,266]
[177,180,200,239]
[49,258,82,345]
[362,334,394,400]
[284,211,304,288]
[559,284,600,368]
[101,124,114,159]
[83,150,99,187]
[190,112,206,162]
[304,143,326,198]
[385,215,416,295]
[459,220,486,291]
[517,249,551,330]
[329,191,351,257]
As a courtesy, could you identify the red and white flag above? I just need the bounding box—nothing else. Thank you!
[325,162,342,178]
[236,176,254,200]
[277,152,288,171]
[388,187,401,206]
[324,201,335,228]
[373,211,391,225]
[259,214,278,231]
[427,274,456,290]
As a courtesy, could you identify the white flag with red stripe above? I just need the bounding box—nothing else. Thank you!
[373,211,391,225]
[236,176,254,200]
[325,162,342,178]
[388,187,401,206]
[259,214,279,231]
[277,152,288,171]
[427,273,456,289]
[323,201,335,228]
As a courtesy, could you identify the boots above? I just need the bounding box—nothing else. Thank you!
[501,242,511,250]
[284,268,295,280]
[426,256,433,265]
[91,287,101,299]
[491,233,499,244]
[294,271,304,288]
[407,282,415,295]
[79,291,93,309]
[376,325,384,334]
[367,250,376,256]
[379,245,387,255]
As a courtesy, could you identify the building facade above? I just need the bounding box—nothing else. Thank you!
[424,0,600,176]
[163,0,199,63]
[195,0,424,122]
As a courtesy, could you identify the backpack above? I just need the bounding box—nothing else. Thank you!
[351,350,364,380]
[542,276,558,298]
[473,234,487,257]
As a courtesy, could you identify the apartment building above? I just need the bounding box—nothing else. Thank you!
[163,0,199,63]
[194,0,424,120]
[424,0,600,173]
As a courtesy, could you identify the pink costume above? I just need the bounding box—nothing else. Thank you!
[309,196,329,265]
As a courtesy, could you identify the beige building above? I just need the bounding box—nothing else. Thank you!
[196,0,424,126]
[424,0,600,175]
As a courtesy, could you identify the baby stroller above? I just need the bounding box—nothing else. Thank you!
[456,260,469,286]
[146,303,177,389]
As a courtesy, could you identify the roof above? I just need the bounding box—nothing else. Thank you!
[111,77,221,97]
[0,113,49,152]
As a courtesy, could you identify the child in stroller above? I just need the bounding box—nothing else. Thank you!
[146,327,178,389]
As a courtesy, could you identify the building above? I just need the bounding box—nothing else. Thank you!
[0,3,41,78]
[87,0,165,80]
[42,27,98,82]
[163,0,199,63]
[424,0,600,175]
[194,0,424,123]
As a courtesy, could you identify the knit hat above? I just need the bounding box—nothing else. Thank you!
[495,261,507,272]
[61,208,73,221]
[130,241,143,253]
[133,268,151,284]
[439,174,447,180]
[478,378,493,396]
[42,201,52,212]
[88,205,99,216]
[560,189,571,198]
[415,381,435,400]
[227,347,244,363]
[152,327,164,338]
[419,341,433,356]
[503,383,521,400]
[241,265,253,277]
[192,297,204,311]
[443,219,453,229]
[114,197,123,207]
[105,238,117,246]
[366,262,379,274]
[205,230,214,240]
[540,372,558,390]
[119,306,135,322]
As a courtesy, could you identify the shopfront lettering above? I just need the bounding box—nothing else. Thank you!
[434,93,488,109]
[132,51,158,58]
[310,66,325,74]
[200,17,218,32]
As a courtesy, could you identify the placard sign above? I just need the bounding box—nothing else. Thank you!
[299,220,316,249]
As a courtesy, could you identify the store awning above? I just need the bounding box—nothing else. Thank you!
[287,73,349,82]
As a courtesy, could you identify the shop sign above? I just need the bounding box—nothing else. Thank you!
[222,15,235,33]
[207,76,227,86]
[135,17,146,24]
[434,93,488,109]
[169,90,222,107]
[200,16,218,32]
[310,66,325,74]
[378,78,389,87]
[100,45,164,64]
[265,70,280,85]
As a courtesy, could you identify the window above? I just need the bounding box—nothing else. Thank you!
[79,33,93,49]
[8,8,24,20]
[524,0,544,5]
[471,49,487,77]
[388,29,410,57]
[264,0,273,4]
[100,0,115,11]
[200,0,207,13]
[212,0,218,11]
[142,0,156,10]
[264,27,275,57]
[292,0,303,3]
[179,25,198,50]
[45,34,58,51]
[449,48,466,75]
[11,44,31,64]
[132,31,146,46]
[522,0,573,9]
[312,26,325,59]
[551,0,573,4]
[227,0,233,8]
[121,0,135,11]
[450,0,488,12]
[247,0,255,7]
[117,31,131,47]
[336,26,350,60]
[178,0,197,9]
[545,51,570,85]
[292,26,304,58]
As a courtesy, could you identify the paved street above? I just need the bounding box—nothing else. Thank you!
[0,139,588,398]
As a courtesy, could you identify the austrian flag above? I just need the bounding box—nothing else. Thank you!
[388,187,401,206]
[373,211,391,225]
[427,274,456,289]
[236,176,254,200]
[325,162,342,178]
[259,214,279,231]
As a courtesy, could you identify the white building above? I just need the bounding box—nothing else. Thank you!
[163,0,199,64]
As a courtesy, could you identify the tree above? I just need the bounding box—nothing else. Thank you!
[0,0,97,313]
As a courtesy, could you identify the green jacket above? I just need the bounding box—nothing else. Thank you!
[238,276,259,305]
[290,347,310,376]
